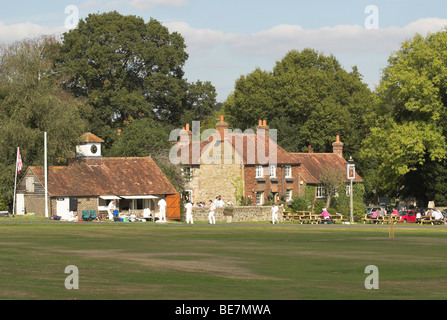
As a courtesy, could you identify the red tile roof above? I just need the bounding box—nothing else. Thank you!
[78,132,104,143]
[176,132,299,166]
[30,157,177,197]
[291,153,363,184]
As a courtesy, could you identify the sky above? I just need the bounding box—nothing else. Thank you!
[2,0,447,102]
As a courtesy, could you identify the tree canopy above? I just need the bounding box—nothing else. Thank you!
[224,49,375,157]
[59,11,216,148]
[0,36,89,208]
[359,30,447,205]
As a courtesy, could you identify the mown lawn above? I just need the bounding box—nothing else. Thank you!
[0,221,446,300]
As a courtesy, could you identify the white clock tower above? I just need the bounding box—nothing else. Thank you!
[76,132,104,158]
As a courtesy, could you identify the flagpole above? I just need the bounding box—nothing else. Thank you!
[12,147,19,218]
[44,132,49,218]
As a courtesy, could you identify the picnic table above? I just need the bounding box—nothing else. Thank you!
[417,216,445,225]
[362,214,401,224]
[290,212,346,224]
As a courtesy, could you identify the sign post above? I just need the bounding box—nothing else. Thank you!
[347,157,355,223]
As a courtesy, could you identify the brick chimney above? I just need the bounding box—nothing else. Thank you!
[332,135,344,157]
[256,119,269,139]
[216,115,229,140]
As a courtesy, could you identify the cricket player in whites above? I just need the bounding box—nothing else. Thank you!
[271,203,279,224]
[208,200,216,224]
[185,200,193,224]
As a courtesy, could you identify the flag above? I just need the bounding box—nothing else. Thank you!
[17,148,23,173]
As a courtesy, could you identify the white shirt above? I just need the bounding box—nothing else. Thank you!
[271,206,278,215]
[433,210,443,220]
[215,199,225,207]
[108,201,116,214]
[158,199,167,211]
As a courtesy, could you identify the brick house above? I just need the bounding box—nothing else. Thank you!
[174,117,300,205]
[291,135,364,201]
[15,133,180,220]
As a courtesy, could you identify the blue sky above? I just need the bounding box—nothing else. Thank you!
[2,1,447,101]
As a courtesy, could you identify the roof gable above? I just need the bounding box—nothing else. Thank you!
[291,153,363,184]
[30,157,177,197]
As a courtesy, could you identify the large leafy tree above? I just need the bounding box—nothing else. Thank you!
[224,49,374,157]
[0,36,89,209]
[59,11,216,148]
[360,30,447,204]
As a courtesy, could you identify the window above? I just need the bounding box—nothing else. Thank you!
[256,166,263,178]
[285,166,292,178]
[182,167,193,182]
[286,189,293,202]
[26,177,34,193]
[270,165,276,178]
[256,191,264,205]
[316,184,326,198]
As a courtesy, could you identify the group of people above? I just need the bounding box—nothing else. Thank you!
[107,197,168,222]
[370,207,396,219]
[423,208,445,221]
[184,195,226,225]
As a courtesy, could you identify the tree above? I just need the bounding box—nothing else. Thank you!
[224,49,375,157]
[359,30,447,203]
[0,36,89,207]
[59,12,215,147]
[107,118,171,157]
[319,169,346,209]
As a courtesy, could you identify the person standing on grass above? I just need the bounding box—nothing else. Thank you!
[271,203,279,224]
[108,200,117,221]
[208,200,216,224]
[185,200,193,224]
[158,196,167,222]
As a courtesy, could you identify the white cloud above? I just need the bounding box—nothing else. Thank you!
[130,0,187,10]
[0,21,66,45]
[165,18,447,58]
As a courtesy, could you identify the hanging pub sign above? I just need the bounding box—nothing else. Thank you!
[347,164,356,180]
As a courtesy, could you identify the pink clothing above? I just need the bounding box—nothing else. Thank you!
[320,211,330,219]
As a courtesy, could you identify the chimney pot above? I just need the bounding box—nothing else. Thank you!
[186,123,190,131]
[263,120,267,126]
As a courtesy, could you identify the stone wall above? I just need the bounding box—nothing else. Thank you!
[182,206,284,223]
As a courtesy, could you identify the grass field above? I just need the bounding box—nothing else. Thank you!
[1,219,447,300]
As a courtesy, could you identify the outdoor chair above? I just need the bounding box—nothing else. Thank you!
[82,210,90,221]
[89,210,97,221]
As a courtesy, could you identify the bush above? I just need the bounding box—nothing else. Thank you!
[291,195,309,212]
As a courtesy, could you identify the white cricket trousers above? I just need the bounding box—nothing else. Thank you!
[209,212,216,224]
[186,213,194,224]
[272,213,279,224]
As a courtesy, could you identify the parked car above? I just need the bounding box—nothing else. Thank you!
[366,206,382,215]
[398,210,420,223]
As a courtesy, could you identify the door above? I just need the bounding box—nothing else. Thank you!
[56,198,70,220]
[16,193,25,215]
[166,194,180,220]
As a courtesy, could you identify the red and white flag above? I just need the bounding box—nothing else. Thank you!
[17,148,23,173]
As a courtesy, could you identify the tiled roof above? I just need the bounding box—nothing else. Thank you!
[291,153,364,184]
[78,132,104,143]
[30,157,177,197]
[176,132,300,166]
